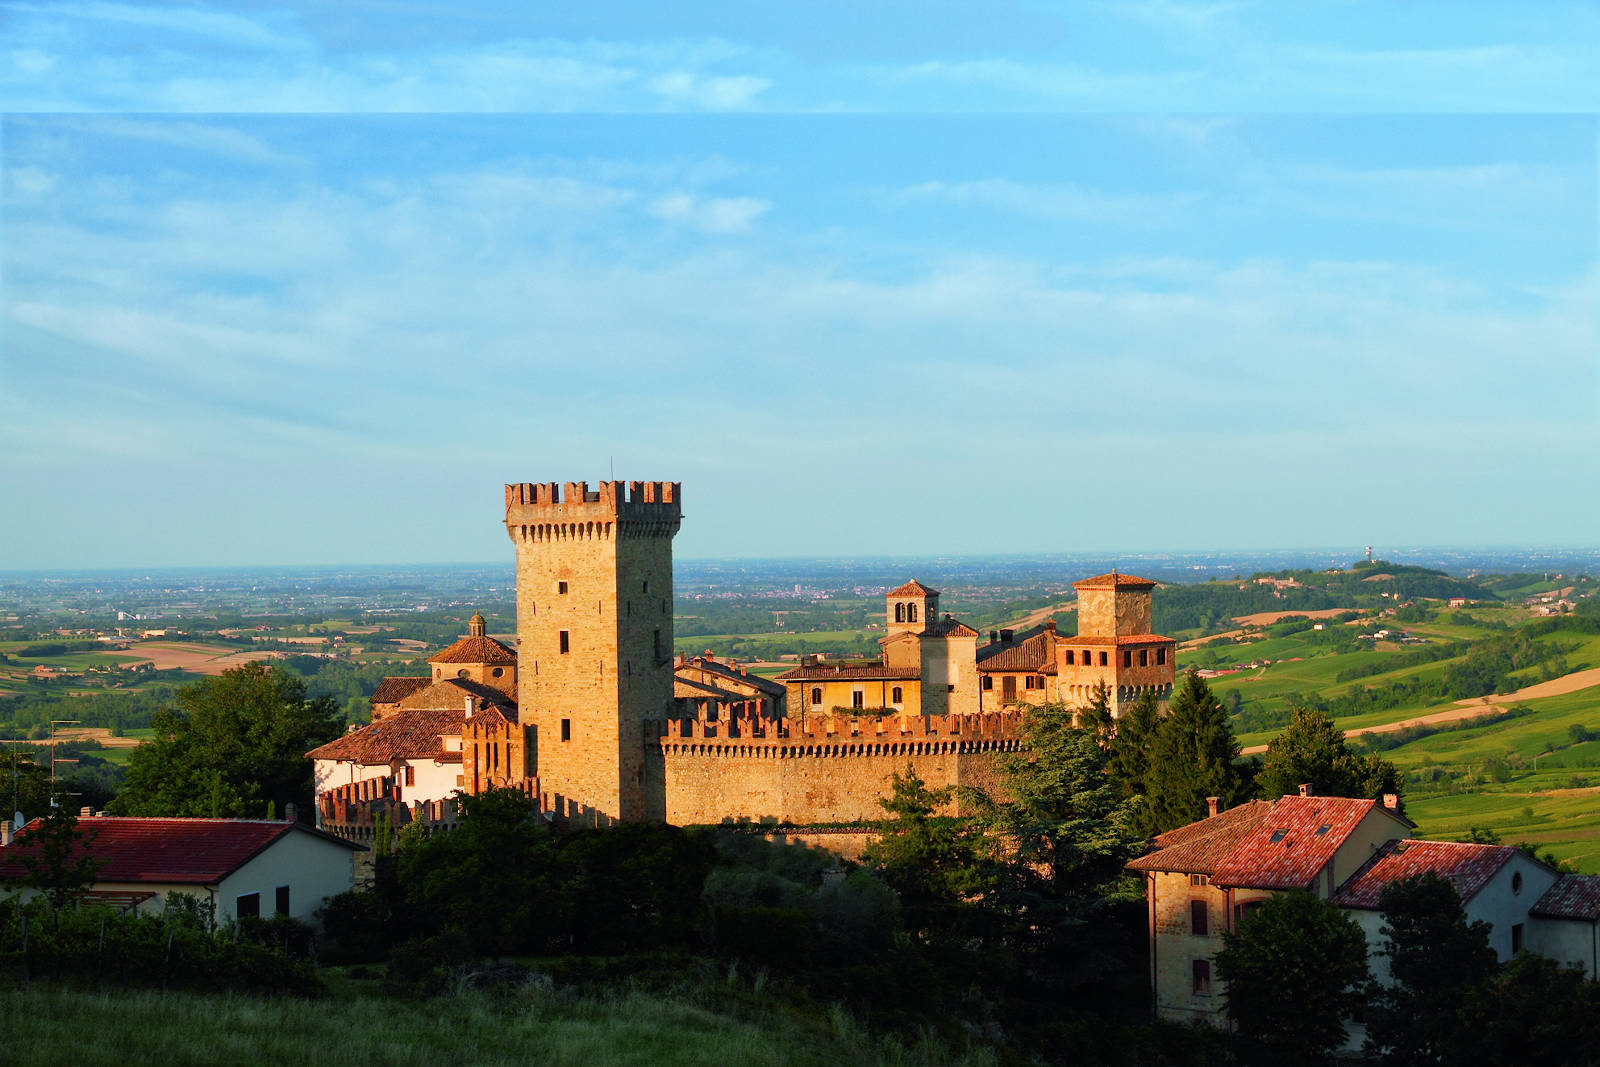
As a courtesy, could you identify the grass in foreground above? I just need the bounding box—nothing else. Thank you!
[1,980,996,1067]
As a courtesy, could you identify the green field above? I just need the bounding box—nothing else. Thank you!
[0,978,993,1067]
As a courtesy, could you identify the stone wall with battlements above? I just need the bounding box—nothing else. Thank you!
[653,709,1021,824]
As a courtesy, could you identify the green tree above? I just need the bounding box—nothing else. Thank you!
[1447,953,1600,1065]
[861,764,991,941]
[1215,890,1369,1066]
[1258,707,1402,804]
[6,798,104,910]
[1364,871,1499,1065]
[1106,686,1160,799]
[1076,681,1115,745]
[111,662,342,819]
[968,702,1142,995]
[1139,671,1248,835]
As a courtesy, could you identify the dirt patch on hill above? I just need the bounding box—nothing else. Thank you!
[29,727,140,749]
[1241,703,1514,756]
[999,601,1077,633]
[1457,667,1600,705]
[1232,608,1354,628]
[124,642,284,675]
[1180,629,1244,651]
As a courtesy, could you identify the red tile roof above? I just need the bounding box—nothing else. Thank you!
[922,618,979,638]
[1074,572,1157,591]
[371,676,431,704]
[887,579,939,598]
[1532,874,1600,921]
[1333,839,1519,910]
[1212,796,1392,890]
[1064,634,1176,646]
[677,656,786,698]
[0,818,358,886]
[775,663,920,682]
[1128,801,1275,874]
[428,634,517,665]
[395,678,514,712]
[307,707,462,764]
[977,627,1054,672]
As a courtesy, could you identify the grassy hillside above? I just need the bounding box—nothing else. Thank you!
[1,980,997,1067]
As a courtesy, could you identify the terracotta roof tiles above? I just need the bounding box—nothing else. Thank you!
[306,707,462,764]
[922,618,979,638]
[1074,572,1157,591]
[1128,801,1276,875]
[371,676,431,704]
[1532,874,1600,921]
[1333,839,1519,910]
[0,818,359,886]
[977,626,1054,672]
[775,663,920,682]
[1212,796,1390,891]
[887,579,939,598]
[428,634,517,665]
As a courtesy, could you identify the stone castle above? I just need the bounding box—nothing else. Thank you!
[311,479,1176,834]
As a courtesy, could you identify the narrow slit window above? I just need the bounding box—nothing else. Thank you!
[560,718,571,742]
[557,581,568,595]
[559,630,570,654]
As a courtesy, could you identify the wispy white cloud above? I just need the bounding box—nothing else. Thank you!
[647,193,769,233]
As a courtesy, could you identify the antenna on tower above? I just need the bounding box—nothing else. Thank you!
[1366,546,1373,562]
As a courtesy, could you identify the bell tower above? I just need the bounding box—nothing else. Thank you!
[504,480,681,825]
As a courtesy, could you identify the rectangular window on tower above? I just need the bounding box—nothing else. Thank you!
[557,581,568,595]
[1123,651,1133,667]
[654,629,662,661]
[559,631,570,654]
[851,689,864,709]
[560,718,571,742]
[1099,651,1108,666]
[1139,649,1149,667]
[1157,648,1167,665]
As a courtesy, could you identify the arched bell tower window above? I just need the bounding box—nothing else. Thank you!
[895,602,905,623]
[907,603,918,623]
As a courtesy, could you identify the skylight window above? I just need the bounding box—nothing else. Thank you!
[1269,828,1289,843]
[1314,824,1332,837]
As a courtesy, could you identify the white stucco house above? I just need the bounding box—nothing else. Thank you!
[0,815,365,924]
[1128,788,1600,1026]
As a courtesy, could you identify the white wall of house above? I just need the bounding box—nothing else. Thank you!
[399,757,462,805]
[216,827,358,924]
[1466,852,1559,961]
[1528,917,1599,977]
[313,757,389,796]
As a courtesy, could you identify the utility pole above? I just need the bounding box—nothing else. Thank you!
[50,720,80,805]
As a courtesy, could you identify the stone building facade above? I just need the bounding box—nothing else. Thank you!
[312,477,1177,835]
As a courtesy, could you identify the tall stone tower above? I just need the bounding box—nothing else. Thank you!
[504,480,682,825]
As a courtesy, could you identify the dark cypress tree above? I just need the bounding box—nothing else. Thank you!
[1106,686,1160,799]
[1138,670,1247,835]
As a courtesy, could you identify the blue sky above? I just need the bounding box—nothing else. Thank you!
[1,2,1597,568]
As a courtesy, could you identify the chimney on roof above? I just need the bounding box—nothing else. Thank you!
[1382,793,1399,811]
[1,822,11,846]
[1000,629,1014,644]
[285,802,298,823]
[1298,783,1314,797]
[1044,620,1056,633]
[464,695,475,720]
[989,630,999,645]
[1206,796,1221,818]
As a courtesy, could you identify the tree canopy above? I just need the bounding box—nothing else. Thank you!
[1258,706,1402,804]
[110,662,342,819]
[1364,871,1499,1064]
[1215,890,1369,1066]
[1138,671,1249,835]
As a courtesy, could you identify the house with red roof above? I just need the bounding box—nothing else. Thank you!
[1128,788,1600,1026]
[0,815,364,923]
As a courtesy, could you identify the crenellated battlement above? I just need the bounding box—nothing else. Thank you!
[505,480,683,543]
[654,708,1025,746]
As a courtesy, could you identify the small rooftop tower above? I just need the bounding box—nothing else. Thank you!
[886,579,939,637]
